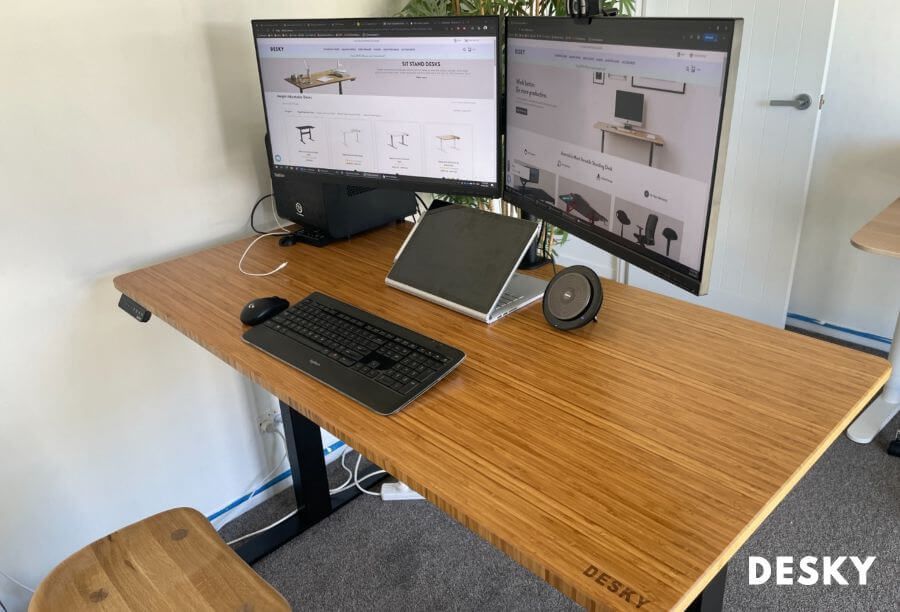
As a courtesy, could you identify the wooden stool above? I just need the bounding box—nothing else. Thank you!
[29,507,289,611]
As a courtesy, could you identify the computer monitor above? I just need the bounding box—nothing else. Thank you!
[252,17,501,198]
[614,90,644,127]
[504,17,742,295]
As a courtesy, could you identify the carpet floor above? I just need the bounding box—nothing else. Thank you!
[220,335,898,611]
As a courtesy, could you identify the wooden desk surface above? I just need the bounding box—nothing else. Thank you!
[114,223,889,611]
[594,121,665,146]
[851,197,900,257]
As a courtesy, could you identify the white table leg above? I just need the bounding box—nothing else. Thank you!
[847,308,900,443]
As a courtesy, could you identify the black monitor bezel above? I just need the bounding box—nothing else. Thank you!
[251,16,502,198]
[502,16,741,295]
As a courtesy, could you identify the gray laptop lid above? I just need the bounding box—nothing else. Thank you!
[387,206,538,315]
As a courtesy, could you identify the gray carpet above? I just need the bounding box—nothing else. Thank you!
[221,336,898,611]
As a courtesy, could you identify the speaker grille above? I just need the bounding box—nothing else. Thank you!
[547,272,592,321]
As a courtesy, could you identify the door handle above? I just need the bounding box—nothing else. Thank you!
[769,93,812,110]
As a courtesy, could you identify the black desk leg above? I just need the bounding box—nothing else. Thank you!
[648,143,655,167]
[235,400,388,564]
[686,563,727,612]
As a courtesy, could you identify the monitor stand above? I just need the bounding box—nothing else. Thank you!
[518,210,551,270]
[278,222,334,248]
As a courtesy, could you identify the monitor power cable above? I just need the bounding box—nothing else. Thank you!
[250,194,274,235]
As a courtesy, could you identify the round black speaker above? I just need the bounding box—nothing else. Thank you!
[542,266,603,330]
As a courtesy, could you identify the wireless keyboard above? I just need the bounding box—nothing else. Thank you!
[243,292,465,415]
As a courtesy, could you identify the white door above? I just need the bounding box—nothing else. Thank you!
[626,0,839,327]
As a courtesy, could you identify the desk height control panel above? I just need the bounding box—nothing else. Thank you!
[118,294,151,323]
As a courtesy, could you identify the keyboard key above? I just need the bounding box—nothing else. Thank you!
[414,369,436,382]
[284,330,328,354]
[398,382,418,395]
[375,374,394,387]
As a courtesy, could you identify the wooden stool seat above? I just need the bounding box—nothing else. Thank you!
[29,507,289,611]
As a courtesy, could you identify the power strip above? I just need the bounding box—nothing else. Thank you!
[380,481,424,501]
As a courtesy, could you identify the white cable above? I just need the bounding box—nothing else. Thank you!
[238,197,293,277]
[215,430,288,531]
[226,509,299,547]
[225,448,386,548]
[238,232,289,277]
[329,462,386,495]
[270,193,293,234]
[0,569,35,594]
[354,452,383,496]
[329,446,354,494]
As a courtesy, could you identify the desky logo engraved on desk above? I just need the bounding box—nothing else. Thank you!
[582,565,651,609]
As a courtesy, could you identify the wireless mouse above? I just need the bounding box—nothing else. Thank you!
[240,296,289,326]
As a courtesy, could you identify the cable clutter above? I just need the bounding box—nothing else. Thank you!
[224,446,385,547]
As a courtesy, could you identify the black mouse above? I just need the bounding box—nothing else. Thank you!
[240,296,289,326]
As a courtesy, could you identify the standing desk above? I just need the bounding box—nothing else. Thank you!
[342,129,361,146]
[285,71,355,94]
[847,197,900,443]
[593,121,665,167]
[114,223,889,611]
[295,125,314,144]
[436,134,460,151]
[388,132,409,148]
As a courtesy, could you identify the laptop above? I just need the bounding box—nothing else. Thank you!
[386,205,548,324]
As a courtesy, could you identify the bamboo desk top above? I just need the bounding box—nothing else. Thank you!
[114,222,890,611]
[851,197,900,257]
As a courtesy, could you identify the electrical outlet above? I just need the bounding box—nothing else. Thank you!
[381,482,425,501]
[258,417,275,433]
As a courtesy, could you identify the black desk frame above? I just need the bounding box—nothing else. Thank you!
[235,400,388,564]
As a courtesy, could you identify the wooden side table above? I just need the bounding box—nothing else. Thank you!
[847,197,900,443]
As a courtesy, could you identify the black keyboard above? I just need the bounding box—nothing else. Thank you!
[243,292,465,415]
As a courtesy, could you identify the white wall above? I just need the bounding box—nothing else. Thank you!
[788,0,900,343]
[0,1,398,610]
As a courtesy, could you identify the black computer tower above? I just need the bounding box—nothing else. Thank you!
[265,135,416,239]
